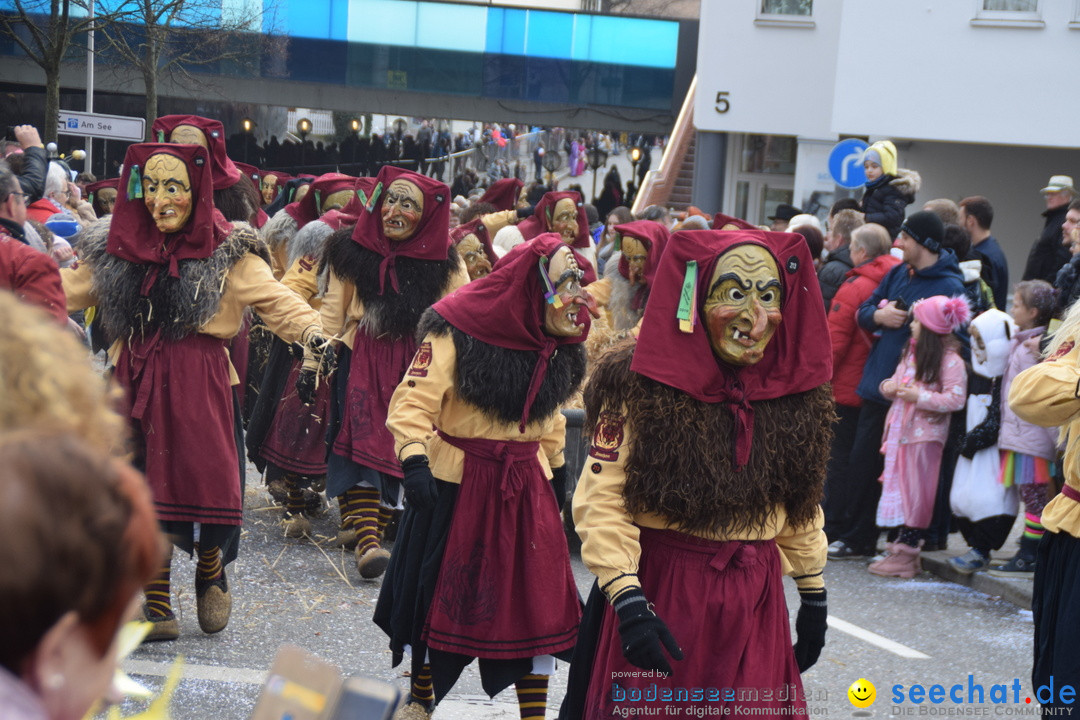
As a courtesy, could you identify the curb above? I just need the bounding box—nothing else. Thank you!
[921,551,1033,610]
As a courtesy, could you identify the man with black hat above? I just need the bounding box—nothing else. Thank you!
[827,210,965,560]
[768,203,802,232]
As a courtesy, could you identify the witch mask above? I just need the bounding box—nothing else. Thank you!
[703,244,783,366]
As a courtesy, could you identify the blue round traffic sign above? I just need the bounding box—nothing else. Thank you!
[829,138,869,189]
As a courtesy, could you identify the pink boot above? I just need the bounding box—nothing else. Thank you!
[868,542,921,578]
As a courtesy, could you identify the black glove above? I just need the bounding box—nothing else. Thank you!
[550,465,568,510]
[402,455,438,511]
[613,588,683,676]
[516,205,535,219]
[296,368,318,406]
[792,589,827,673]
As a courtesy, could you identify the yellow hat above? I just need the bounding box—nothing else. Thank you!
[862,140,898,177]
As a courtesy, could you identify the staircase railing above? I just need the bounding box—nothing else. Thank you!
[631,74,697,216]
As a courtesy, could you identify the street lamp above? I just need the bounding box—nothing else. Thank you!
[297,118,311,167]
[241,117,254,163]
[542,150,563,187]
[630,145,642,184]
[349,118,361,166]
[587,146,609,204]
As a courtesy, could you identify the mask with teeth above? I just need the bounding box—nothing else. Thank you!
[381,179,424,242]
[142,153,193,234]
[543,245,590,337]
[703,244,782,366]
[456,233,492,280]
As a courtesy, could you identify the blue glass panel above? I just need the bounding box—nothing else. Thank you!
[286,0,332,39]
[416,2,486,53]
[571,14,592,62]
[588,16,677,68]
[523,10,573,60]
[349,0,418,47]
[488,7,527,56]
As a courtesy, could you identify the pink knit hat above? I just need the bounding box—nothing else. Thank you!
[912,295,971,335]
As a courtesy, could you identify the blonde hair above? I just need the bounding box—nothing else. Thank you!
[0,291,127,454]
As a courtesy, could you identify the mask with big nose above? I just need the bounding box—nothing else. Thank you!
[542,245,597,337]
[142,153,193,234]
[381,179,424,242]
[703,244,783,366]
[457,233,492,281]
[620,234,649,285]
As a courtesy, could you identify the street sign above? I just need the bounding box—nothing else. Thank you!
[57,110,145,141]
[828,138,868,189]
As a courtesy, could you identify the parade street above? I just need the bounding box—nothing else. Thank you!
[113,462,1038,720]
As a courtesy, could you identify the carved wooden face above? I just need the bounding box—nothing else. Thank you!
[457,233,491,280]
[142,153,193,233]
[543,246,587,337]
[261,174,279,205]
[169,124,209,148]
[96,187,117,215]
[621,235,648,285]
[381,179,424,242]
[321,189,354,214]
[703,244,782,366]
[551,198,579,245]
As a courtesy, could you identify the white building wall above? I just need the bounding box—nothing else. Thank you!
[693,0,1080,287]
[694,0,843,138]
[898,141,1080,287]
[834,1,1080,147]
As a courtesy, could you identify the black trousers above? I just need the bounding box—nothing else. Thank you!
[836,399,890,553]
[823,402,861,541]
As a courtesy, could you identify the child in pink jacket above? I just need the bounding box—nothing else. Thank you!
[871,295,969,578]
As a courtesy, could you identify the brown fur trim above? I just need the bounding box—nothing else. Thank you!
[419,309,586,426]
[584,340,835,535]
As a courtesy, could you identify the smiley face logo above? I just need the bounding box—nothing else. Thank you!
[848,678,876,709]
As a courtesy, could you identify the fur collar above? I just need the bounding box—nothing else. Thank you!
[585,340,832,535]
[419,309,585,427]
[261,209,299,252]
[603,255,647,332]
[324,229,459,339]
[79,217,262,341]
[891,168,921,198]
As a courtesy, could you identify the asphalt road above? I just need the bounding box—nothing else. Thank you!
[108,463,1043,720]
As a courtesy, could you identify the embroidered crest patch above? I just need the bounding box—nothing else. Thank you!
[407,341,433,377]
[299,254,316,272]
[589,410,625,462]
[1049,340,1075,362]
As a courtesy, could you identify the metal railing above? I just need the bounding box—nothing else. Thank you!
[631,74,697,216]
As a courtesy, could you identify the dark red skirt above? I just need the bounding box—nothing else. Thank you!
[330,330,415,478]
[260,357,330,475]
[423,434,580,660]
[582,528,805,718]
[115,332,242,526]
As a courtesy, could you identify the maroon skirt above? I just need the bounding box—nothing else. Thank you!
[423,433,580,660]
[114,332,242,526]
[260,357,330,476]
[583,528,805,718]
[331,330,415,478]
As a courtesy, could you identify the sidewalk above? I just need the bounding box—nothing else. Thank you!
[921,515,1034,610]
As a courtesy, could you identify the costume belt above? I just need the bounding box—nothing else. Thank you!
[436,430,540,496]
[1062,484,1080,504]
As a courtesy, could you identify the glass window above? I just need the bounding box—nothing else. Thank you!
[760,0,812,15]
[739,135,797,175]
[972,0,1042,25]
[983,0,1036,9]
